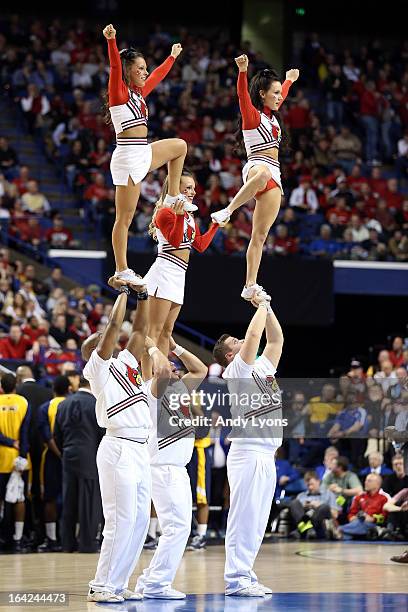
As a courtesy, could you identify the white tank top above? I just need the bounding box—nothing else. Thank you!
[109,88,148,136]
[156,212,196,253]
[243,111,282,157]
[145,378,195,467]
[83,349,152,437]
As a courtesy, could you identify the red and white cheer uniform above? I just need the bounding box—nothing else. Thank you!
[144,207,218,304]
[107,38,175,185]
[237,72,292,195]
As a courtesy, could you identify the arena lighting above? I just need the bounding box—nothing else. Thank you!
[296,7,306,15]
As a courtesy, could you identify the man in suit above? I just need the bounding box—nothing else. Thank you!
[54,376,104,553]
[16,365,53,542]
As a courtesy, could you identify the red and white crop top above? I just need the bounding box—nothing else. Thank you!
[107,38,175,136]
[154,208,218,254]
[237,72,292,157]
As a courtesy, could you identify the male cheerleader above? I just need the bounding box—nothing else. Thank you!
[82,277,171,603]
[136,336,207,599]
[213,293,284,596]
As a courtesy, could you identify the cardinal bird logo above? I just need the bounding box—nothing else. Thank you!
[126,364,143,387]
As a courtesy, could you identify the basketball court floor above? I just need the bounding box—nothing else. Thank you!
[1,541,406,611]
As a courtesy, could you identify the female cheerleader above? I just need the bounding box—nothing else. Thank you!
[211,54,299,300]
[103,24,190,286]
[143,170,224,374]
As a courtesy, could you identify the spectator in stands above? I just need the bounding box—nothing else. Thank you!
[44,266,63,292]
[331,474,388,540]
[0,137,19,179]
[49,314,70,346]
[389,337,405,368]
[374,359,397,392]
[322,456,363,508]
[388,230,408,261]
[286,391,309,438]
[324,65,348,128]
[359,451,393,478]
[383,488,408,541]
[349,214,369,243]
[383,454,408,498]
[20,83,51,133]
[140,174,162,204]
[275,451,302,501]
[309,225,342,258]
[21,180,50,215]
[267,225,299,257]
[330,126,362,173]
[307,383,339,435]
[289,177,319,213]
[45,216,74,249]
[315,446,339,481]
[288,471,341,540]
[0,324,31,359]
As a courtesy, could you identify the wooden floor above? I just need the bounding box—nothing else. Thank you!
[0,541,406,611]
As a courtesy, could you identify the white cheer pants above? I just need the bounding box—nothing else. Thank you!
[224,444,277,595]
[89,436,151,594]
[136,464,192,594]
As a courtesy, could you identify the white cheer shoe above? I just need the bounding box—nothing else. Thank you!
[114,268,145,287]
[211,208,231,224]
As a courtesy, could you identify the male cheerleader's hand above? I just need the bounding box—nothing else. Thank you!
[173,200,185,215]
[251,291,271,307]
[235,54,249,72]
[103,24,116,39]
[286,68,300,82]
[169,336,176,352]
[171,43,183,58]
[108,276,129,290]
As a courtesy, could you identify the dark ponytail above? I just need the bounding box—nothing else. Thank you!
[234,68,290,154]
[102,47,145,124]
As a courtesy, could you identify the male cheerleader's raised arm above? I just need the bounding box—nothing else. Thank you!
[192,221,219,253]
[96,277,129,360]
[155,201,185,248]
[103,24,129,106]
[239,295,270,366]
[169,336,208,393]
[145,337,172,398]
[126,284,149,362]
[262,302,284,369]
[142,43,182,97]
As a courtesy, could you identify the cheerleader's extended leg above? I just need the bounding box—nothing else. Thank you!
[112,177,141,277]
[246,186,281,288]
[157,301,182,359]
[149,139,187,197]
[211,164,271,224]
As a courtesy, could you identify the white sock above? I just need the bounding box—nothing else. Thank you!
[148,517,158,539]
[45,522,57,541]
[163,194,178,206]
[13,521,24,541]
[197,523,207,537]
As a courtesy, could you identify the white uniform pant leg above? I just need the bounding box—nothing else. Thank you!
[224,446,277,595]
[89,438,151,594]
[135,464,192,594]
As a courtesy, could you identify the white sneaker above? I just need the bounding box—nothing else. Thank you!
[144,587,186,600]
[257,583,273,594]
[119,588,143,600]
[227,584,265,597]
[87,589,124,602]
[211,208,231,224]
[114,268,145,287]
[241,283,271,301]
[178,194,198,212]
